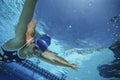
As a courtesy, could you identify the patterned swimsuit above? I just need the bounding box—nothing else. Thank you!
[0,45,25,63]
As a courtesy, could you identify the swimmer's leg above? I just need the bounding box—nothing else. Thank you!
[38,50,78,69]
[15,0,38,40]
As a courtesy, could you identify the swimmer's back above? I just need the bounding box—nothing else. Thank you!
[2,38,25,50]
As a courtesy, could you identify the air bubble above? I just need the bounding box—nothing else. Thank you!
[112,33,115,35]
[67,25,72,31]
[88,0,93,7]
[115,26,119,28]
[115,34,118,37]
[107,29,110,32]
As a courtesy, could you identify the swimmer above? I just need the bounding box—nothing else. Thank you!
[0,0,78,70]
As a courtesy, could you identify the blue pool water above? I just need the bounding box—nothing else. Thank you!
[0,0,120,80]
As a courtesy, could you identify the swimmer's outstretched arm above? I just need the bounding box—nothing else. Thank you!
[15,0,38,40]
[34,50,78,70]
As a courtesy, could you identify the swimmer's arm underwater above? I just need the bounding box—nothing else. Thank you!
[2,0,38,49]
[26,19,37,45]
[15,0,38,40]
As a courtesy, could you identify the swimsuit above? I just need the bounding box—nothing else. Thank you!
[0,44,26,63]
[0,35,51,63]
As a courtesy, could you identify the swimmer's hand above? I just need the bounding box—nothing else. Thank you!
[70,64,78,70]
[26,38,34,46]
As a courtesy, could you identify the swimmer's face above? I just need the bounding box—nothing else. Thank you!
[33,45,42,56]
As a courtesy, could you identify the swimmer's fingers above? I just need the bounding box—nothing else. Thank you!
[26,38,34,46]
[70,64,79,70]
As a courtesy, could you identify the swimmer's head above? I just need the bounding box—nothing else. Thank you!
[34,35,51,52]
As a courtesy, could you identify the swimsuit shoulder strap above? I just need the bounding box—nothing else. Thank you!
[18,43,27,51]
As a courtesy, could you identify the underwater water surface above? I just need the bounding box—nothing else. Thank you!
[0,0,120,80]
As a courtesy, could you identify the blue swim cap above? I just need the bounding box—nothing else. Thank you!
[35,35,51,52]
